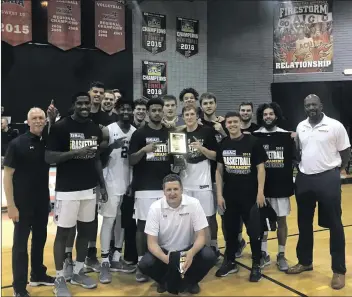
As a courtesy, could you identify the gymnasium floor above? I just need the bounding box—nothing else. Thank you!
[1,185,352,296]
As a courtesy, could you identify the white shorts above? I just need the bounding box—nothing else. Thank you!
[184,189,216,217]
[133,190,163,221]
[266,197,291,217]
[53,199,96,228]
[98,194,124,218]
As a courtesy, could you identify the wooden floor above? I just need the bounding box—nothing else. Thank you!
[1,185,352,296]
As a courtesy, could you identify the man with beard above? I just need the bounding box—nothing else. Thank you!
[252,103,295,271]
[101,90,118,124]
[128,98,172,282]
[98,98,137,284]
[215,111,267,282]
[239,102,259,134]
[161,95,179,129]
[133,99,147,129]
[179,105,219,256]
[45,92,107,297]
[287,94,350,290]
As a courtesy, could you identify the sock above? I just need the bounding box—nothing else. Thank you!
[278,245,285,254]
[210,240,218,250]
[56,270,64,278]
[238,233,243,242]
[112,250,121,262]
[73,261,84,274]
[101,249,110,263]
[65,247,73,253]
[138,256,143,262]
[88,241,96,248]
[261,241,268,255]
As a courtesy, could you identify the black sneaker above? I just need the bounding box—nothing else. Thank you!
[156,283,166,293]
[29,274,55,286]
[215,260,239,277]
[235,239,247,258]
[188,283,200,294]
[13,290,30,297]
[249,264,262,282]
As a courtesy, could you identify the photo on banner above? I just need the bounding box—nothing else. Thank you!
[273,0,333,74]
[176,17,199,58]
[142,60,167,100]
[95,0,125,55]
[1,0,32,46]
[47,0,81,51]
[141,12,166,54]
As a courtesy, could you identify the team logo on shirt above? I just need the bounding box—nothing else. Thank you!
[70,133,98,159]
[263,145,284,168]
[222,150,251,175]
[146,137,168,161]
[187,138,204,159]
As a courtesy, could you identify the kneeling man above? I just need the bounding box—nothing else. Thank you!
[139,174,217,294]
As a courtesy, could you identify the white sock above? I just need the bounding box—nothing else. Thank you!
[101,257,110,263]
[65,247,73,254]
[210,240,218,250]
[138,256,143,262]
[261,241,268,255]
[100,217,115,255]
[88,241,96,248]
[113,250,121,262]
[56,270,64,278]
[238,233,243,241]
[73,261,84,274]
[278,245,285,254]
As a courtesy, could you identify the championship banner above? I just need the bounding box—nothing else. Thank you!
[142,60,167,100]
[273,0,333,74]
[176,17,199,58]
[142,12,166,54]
[48,0,81,51]
[1,0,32,46]
[95,0,125,55]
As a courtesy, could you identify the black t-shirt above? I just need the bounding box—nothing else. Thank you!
[46,117,103,192]
[129,125,172,191]
[241,123,259,134]
[217,134,268,201]
[252,131,295,198]
[90,110,113,127]
[3,132,50,211]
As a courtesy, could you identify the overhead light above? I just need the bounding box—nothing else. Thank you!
[343,69,352,76]
[41,1,48,7]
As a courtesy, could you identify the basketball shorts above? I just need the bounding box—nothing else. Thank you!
[133,190,163,221]
[266,197,291,217]
[183,189,216,217]
[98,184,124,218]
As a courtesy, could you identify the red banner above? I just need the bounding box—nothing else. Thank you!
[48,0,81,51]
[1,0,32,46]
[95,0,125,55]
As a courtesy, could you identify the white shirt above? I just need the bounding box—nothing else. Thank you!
[254,126,288,133]
[144,194,209,251]
[296,114,350,175]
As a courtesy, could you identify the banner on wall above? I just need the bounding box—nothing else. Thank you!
[142,60,167,100]
[95,0,125,55]
[273,0,333,74]
[176,17,199,58]
[48,0,81,51]
[142,12,166,54]
[1,0,32,46]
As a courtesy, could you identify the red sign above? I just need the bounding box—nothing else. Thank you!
[48,0,81,51]
[95,0,125,55]
[1,0,32,46]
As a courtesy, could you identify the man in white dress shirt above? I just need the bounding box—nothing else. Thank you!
[287,94,351,290]
[139,174,217,294]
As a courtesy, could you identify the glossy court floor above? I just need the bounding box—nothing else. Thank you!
[1,185,352,296]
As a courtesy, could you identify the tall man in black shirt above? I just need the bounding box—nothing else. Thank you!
[4,107,55,297]
[253,103,295,272]
[129,98,172,282]
[215,111,267,282]
[45,92,107,297]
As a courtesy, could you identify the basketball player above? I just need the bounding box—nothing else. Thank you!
[133,99,147,129]
[88,81,110,127]
[178,88,202,125]
[215,111,267,282]
[129,98,172,282]
[180,105,219,255]
[253,103,295,271]
[161,94,179,129]
[45,92,107,297]
[101,90,118,124]
[239,102,259,134]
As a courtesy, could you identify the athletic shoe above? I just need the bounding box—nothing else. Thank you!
[84,256,101,273]
[13,290,30,297]
[99,262,112,284]
[157,283,167,293]
[29,274,55,286]
[260,251,271,268]
[235,239,247,258]
[277,253,289,271]
[63,257,74,281]
[249,264,262,282]
[135,266,149,282]
[215,260,239,277]
[53,276,71,297]
[188,283,200,294]
[286,263,313,274]
[110,258,136,273]
[70,269,97,289]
